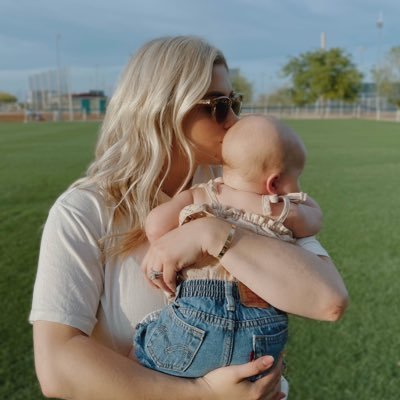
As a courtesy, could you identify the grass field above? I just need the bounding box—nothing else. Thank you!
[0,120,399,399]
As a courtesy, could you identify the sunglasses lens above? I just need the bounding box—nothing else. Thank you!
[231,98,242,116]
[215,99,230,123]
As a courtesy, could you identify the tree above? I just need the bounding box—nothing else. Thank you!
[0,92,17,103]
[372,46,400,109]
[260,87,293,106]
[231,72,253,104]
[282,48,363,106]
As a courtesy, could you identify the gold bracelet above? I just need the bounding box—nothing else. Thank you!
[217,224,237,260]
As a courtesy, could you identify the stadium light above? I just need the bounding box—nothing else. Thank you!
[56,33,62,120]
[375,12,383,120]
[320,32,327,51]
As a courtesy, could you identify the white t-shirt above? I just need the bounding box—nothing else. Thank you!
[29,165,329,356]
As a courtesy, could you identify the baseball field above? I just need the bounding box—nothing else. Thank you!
[0,119,399,399]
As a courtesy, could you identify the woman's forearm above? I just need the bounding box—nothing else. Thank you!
[34,321,202,400]
[142,217,348,322]
[206,222,348,321]
[34,320,282,400]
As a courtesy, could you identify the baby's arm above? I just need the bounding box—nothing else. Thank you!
[282,196,323,238]
[145,190,194,242]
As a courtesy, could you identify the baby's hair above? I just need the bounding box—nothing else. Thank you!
[222,114,306,183]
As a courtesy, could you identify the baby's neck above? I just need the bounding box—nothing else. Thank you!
[222,170,267,195]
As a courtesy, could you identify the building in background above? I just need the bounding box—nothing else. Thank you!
[26,69,107,121]
[72,90,107,116]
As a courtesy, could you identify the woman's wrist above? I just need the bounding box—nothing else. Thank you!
[216,224,237,259]
[192,377,213,400]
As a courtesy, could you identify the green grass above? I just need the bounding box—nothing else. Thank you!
[0,122,99,399]
[1,120,399,399]
[286,120,400,399]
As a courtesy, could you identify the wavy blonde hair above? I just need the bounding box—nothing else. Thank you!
[74,36,227,257]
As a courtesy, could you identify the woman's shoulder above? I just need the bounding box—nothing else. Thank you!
[56,183,107,213]
[50,184,112,236]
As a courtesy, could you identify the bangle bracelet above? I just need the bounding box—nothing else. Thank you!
[217,224,237,260]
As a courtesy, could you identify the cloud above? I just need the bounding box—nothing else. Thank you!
[1,0,400,99]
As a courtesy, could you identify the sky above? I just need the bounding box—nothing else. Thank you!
[1,0,400,101]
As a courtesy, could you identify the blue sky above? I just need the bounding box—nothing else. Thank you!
[1,0,399,100]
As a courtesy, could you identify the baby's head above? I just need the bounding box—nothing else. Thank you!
[222,114,306,195]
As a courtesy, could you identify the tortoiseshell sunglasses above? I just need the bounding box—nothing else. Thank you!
[197,93,243,123]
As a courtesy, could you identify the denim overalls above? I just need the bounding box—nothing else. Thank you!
[134,279,288,378]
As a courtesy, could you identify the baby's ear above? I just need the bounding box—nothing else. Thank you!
[265,174,280,195]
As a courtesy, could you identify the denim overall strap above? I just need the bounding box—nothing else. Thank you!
[224,281,236,312]
[174,282,182,299]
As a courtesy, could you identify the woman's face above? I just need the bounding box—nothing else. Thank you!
[182,64,239,165]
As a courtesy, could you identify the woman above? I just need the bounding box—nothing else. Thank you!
[30,36,348,400]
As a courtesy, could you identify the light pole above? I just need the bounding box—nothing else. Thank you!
[321,32,327,51]
[261,72,268,110]
[56,33,62,120]
[376,12,383,120]
[319,32,327,116]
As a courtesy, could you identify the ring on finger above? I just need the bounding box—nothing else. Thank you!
[149,269,163,281]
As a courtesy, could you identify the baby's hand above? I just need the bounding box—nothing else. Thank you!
[285,195,323,238]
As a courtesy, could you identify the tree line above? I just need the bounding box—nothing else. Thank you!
[2,47,400,110]
[232,46,400,110]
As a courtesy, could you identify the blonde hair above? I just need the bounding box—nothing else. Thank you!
[74,36,227,257]
[222,114,306,182]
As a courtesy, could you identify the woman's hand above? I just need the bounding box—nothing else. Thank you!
[141,217,231,294]
[198,355,285,400]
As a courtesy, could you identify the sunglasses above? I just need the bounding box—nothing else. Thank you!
[197,93,243,123]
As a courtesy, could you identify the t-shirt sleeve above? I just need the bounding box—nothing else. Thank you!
[296,236,330,257]
[29,189,105,335]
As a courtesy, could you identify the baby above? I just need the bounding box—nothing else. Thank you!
[134,115,325,388]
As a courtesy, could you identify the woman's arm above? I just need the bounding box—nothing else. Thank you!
[33,193,286,400]
[142,217,348,321]
[218,226,348,321]
[34,321,283,400]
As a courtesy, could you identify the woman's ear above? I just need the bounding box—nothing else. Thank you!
[265,174,280,195]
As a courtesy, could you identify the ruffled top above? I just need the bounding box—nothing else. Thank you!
[178,180,307,281]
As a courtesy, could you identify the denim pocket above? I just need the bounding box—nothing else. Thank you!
[248,328,288,382]
[253,327,288,362]
[146,305,206,373]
